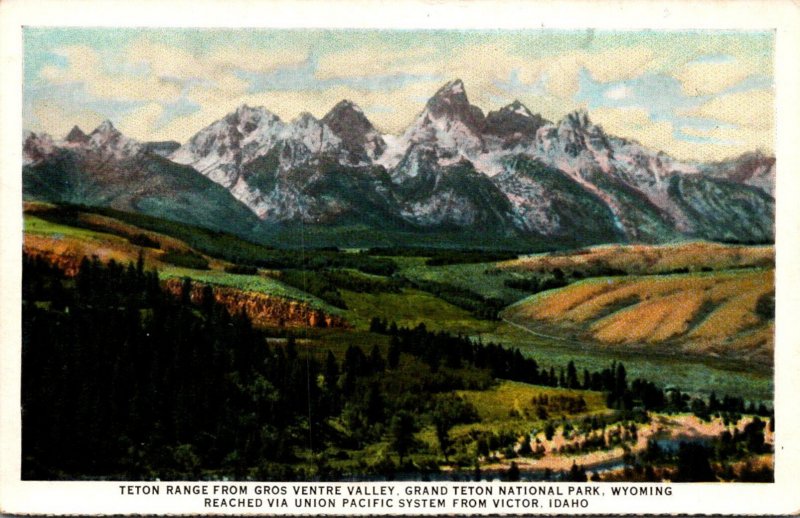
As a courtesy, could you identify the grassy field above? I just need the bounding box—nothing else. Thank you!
[415,380,610,458]
[25,214,122,241]
[159,267,341,313]
[24,212,341,313]
[487,323,773,401]
[397,258,528,304]
[502,268,773,367]
[457,381,607,425]
[340,288,498,334]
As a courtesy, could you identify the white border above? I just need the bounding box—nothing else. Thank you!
[1,0,799,515]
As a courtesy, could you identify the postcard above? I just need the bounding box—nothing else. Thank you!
[1,0,799,515]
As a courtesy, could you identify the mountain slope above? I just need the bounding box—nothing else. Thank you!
[22,123,265,238]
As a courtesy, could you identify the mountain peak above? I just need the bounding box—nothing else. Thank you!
[322,100,385,164]
[439,79,465,94]
[295,112,319,124]
[86,119,143,158]
[227,104,278,125]
[328,99,364,115]
[560,109,592,130]
[484,101,549,141]
[430,79,469,106]
[422,79,485,134]
[234,103,271,117]
[92,120,120,136]
[323,100,368,125]
[65,125,90,143]
[504,100,534,118]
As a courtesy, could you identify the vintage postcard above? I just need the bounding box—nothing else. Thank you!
[1,0,799,515]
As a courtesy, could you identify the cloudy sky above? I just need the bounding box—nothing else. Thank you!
[24,28,773,161]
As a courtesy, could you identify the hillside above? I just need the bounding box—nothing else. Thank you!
[498,241,774,275]
[503,269,774,366]
[22,203,345,328]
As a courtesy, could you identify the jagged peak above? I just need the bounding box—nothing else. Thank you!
[23,129,54,144]
[293,111,321,125]
[439,79,465,95]
[323,100,369,122]
[329,99,363,114]
[235,103,272,116]
[65,125,90,143]
[504,100,534,118]
[92,119,120,135]
[227,104,279,123]
[560,109,592,129]
[429,79,471,105]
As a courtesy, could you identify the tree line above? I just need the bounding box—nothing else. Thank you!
[368,317,773,418]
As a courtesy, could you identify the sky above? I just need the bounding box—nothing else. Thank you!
[23,28,774,162]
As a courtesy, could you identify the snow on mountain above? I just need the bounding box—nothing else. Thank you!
[87,120,143,159]
[484,100,550,147]
[22,131,56,166]
[23,120,144,164]
[321,100,386,165]
[377,79,486,171]
[701,151,775,197]
[24,79,774,244]
[170,105,287,188]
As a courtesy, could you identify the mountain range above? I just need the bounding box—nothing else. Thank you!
[23,79,775,248]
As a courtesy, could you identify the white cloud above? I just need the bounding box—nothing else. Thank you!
[604,85,632,100]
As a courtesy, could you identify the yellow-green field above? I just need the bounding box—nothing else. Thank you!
[416,381,609,449]
[457,381,607,424]
[340,288,498,334]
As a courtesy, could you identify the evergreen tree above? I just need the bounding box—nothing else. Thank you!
[566,361,579,389]
[387,336,400,369]
[369,344,385,372]
[390,411,416,463]
[505,461,520,481]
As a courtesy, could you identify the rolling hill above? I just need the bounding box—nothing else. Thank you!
[503,268,774,366]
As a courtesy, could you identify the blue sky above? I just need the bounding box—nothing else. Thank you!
[23,28,773,161]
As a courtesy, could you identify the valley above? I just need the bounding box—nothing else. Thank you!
[21,202,774,481]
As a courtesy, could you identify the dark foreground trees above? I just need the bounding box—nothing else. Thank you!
[22,254,328,479]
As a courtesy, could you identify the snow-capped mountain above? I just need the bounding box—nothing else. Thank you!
[24,120,144,164]
[22,123,265,237]
[23,79,776,246]
[321,100,386,165]
[701,151,776,197]
[87,120,144,159]
[23,130,56,166]
[169,105,288,189]
[484,100,550,149]
[377,79,487,171]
